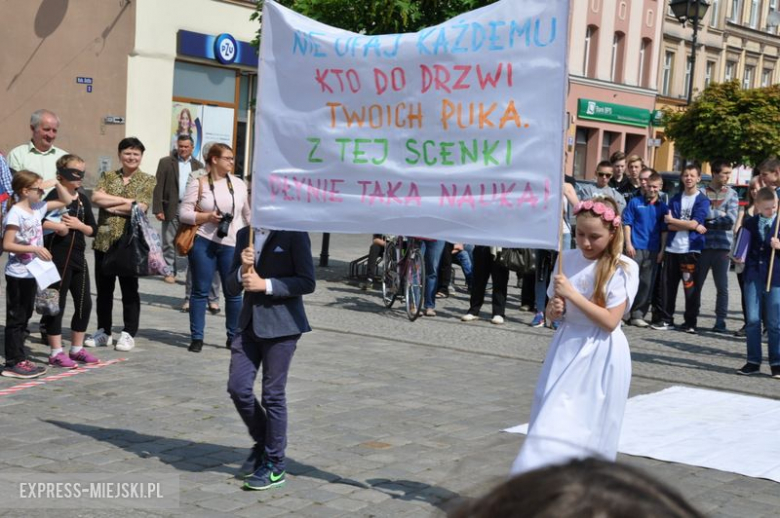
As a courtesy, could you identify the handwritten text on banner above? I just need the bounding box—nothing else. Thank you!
[253,0,569,248]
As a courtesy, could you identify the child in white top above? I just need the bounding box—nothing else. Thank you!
[511,196,639,475]
[1,171,70,379]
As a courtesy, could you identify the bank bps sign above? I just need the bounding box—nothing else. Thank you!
[577,99,651,128]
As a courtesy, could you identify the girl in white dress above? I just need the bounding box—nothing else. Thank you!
[511,196,639,475]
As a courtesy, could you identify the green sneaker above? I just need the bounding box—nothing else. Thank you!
[243,461,286,491]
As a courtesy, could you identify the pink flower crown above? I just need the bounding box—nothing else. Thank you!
[573,200,621,228]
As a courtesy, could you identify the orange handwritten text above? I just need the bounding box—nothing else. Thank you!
[327,102,423,129]
[440,99,527,130]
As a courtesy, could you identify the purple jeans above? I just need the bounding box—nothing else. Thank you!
[227,329,299,470]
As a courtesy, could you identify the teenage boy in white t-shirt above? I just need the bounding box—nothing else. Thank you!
[650,164,711,333]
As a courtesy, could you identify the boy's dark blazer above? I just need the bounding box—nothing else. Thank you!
[226,227,315,339]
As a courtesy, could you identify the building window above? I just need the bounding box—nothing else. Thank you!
[748,0,760,27]
[770,0,780,34]
[602,131,616,162]
[684,57,693,97]
[743,65,754,88]
[662,51,675,96]
[710,0,721,26]
[584,25,599,78]
[762,68,773,86]
[705,61,715,87]
[639,38,653,88]
[574,128,589,179]
[611,32,625,83]
[730,0,743,22]
[725,60,736,81]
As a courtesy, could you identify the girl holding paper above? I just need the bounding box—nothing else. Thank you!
[1,171,70,379]
[41,155,99,369]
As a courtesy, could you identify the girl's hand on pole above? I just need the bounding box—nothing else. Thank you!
[553,273,575,300]
[549,296,566,320]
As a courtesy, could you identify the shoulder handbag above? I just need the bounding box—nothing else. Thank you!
[102,203,150,277]
[496,248,535,274]
[174,177,203,255]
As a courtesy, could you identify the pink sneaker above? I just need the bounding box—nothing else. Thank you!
[49,352,77,369]
[69,349,99,364]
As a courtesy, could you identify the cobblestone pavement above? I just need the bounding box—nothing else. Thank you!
[0,232,778,517]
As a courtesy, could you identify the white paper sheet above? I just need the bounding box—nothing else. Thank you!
[26,258,61,289]
[504,386,780,483]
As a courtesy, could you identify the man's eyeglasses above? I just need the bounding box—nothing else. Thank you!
[596,172,612,178]
[219,156,235,162]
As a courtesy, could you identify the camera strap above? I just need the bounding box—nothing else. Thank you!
[207,173,235,217]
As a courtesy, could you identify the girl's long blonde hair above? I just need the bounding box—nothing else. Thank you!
[576,196,627,307]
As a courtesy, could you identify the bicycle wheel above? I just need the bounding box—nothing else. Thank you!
[381,239,398,308]
[405,247,425,321]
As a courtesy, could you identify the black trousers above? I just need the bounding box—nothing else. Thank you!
[437,242,454,292]
[652,252,699,327]
[94,250,140,336]
[4,276,37,366]
[42,264,92,336]
[467,246,509,317]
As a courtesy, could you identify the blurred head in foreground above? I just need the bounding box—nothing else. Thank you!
[450,458,703,518]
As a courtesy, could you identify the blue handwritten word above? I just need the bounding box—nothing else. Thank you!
[292,31,328,57]
[417,17,557,55]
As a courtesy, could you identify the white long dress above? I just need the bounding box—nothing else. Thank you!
[510,249,639,475]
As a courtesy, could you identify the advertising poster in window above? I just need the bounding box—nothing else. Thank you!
[200,106,235,162]
[171,102,203,157]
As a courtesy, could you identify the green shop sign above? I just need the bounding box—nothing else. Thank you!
[577,99,651,128]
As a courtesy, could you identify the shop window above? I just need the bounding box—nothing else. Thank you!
[574,128,589,179]
[602,131,618,161]
[173,61,236,104]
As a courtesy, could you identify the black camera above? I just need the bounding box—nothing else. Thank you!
[217,213,234,238]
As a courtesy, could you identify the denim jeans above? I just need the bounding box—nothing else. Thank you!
[631,249,659,320]
[420,239,445,309]
[744,279,780,366]
[188,236,242,341]
[693,249,730,327]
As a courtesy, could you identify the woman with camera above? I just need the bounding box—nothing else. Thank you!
[179,143,250,353]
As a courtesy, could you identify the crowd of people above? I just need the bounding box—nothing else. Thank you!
[365,150,780,379]
[0,109,314,491]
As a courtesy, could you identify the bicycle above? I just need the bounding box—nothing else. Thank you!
[381,235,425,321]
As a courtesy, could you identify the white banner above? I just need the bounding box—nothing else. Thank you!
[253,0,569,248]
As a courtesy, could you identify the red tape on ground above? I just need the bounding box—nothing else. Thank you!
[0,359,128,397]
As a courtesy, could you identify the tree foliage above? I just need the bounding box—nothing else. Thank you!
[251,0,499,44]
[664,80,780,167]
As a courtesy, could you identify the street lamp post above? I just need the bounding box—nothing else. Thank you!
[669,0,711,104]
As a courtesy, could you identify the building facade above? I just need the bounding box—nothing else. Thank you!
[566,0,665,179]
[654,0,780,173]
[0,0,259,186]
